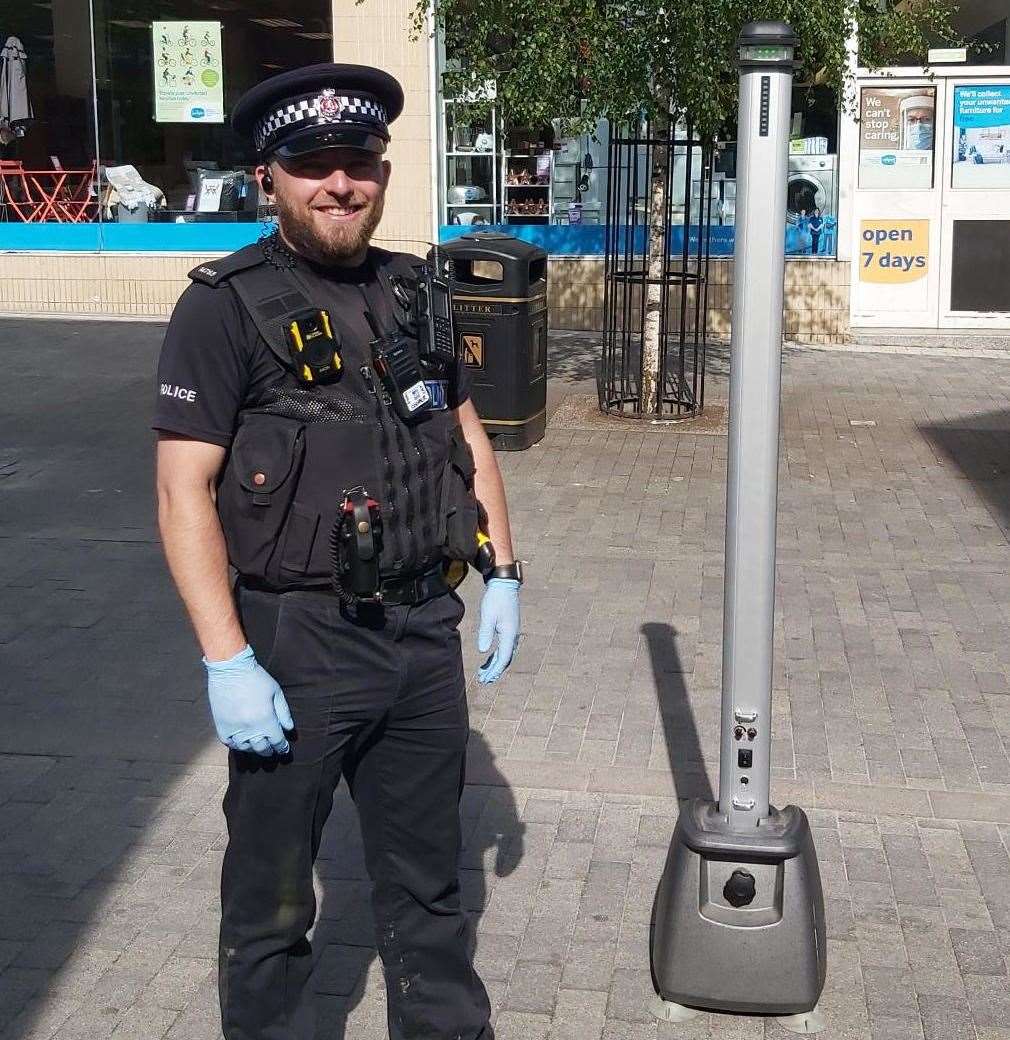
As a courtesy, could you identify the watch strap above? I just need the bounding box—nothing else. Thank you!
[485,561,523,585]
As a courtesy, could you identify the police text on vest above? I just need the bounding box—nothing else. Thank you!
[160,383,197,403]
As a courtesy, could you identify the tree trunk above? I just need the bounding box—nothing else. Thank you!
[641,109,669,415]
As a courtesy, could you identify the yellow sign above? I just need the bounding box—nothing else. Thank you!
[859,220,929,283]
[462,333,484,368]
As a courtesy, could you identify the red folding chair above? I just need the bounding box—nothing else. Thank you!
[0,160,45,222]
[49,161,98,223]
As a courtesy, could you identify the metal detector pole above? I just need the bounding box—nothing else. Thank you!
[719,24,795,827]
[648,24,826,1032]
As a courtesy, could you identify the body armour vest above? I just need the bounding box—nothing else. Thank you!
[189,242,479,592]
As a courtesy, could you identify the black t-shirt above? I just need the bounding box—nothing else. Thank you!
[153,250,471,447]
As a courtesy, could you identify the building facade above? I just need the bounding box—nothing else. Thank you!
[0,2,1007,342]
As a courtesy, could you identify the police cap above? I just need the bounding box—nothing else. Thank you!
[232,63,404,158]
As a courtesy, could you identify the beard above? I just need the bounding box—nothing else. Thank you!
[275,189,385,266]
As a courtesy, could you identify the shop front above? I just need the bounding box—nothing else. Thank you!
[0,0,333,254]
[0,0,454,317]
[8,3,1008,341]
[846,5,1010,332]
[432,30,847,340]
[848,68,1010,331]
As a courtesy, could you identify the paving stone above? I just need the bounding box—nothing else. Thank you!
[917,993,977,1040]
[109,1005,179,1039]
[549,988,608,1040]
[869,1016,925,1040]
[9,330,1010,1040]
[137,956,215,1012]
[49,1000,128,1040]
[950,928,1008,977]
[494,1011,552,1040]
[474,933,521,982]
[505,961,563,1015]
[964,975,1010,1028]
[545,842,594,881]
[560,939,617,992]
[606,968,657,1024]
[862,966,919,1021]
[600,1019,658,1040]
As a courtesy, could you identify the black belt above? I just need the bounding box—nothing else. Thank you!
[377,565,449,606]
[238,565,448,606]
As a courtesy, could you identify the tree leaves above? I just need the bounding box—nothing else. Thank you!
[409,0,960,137]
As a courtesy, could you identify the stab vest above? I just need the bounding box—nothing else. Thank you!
[189,243,479,591]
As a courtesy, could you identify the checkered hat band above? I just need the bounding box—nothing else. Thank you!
[255,93,388,150]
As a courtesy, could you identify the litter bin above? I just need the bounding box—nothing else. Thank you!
[442,233,548,450]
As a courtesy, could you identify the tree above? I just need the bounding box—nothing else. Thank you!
[411,0,961,413]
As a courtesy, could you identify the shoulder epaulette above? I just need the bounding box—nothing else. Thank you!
[188,243,266,287]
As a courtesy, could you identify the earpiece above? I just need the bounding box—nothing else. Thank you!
[261,171,274,194]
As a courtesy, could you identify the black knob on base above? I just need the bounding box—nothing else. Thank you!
[723,869,757,907]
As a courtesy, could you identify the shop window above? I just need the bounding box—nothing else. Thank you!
[0,0,99,232]
[436,30,611,253]
[91,0,331,229]
[714,84,840,259]
[436,37,838,260]
[438,99,612,253]
[0,0,331,243]
[443,97,501,226]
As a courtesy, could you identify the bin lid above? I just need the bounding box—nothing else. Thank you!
[441,232,547,263]
[458,232,512,241]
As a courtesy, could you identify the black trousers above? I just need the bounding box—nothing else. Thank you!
[220,583,493,1040]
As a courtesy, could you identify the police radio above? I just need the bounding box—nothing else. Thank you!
[388,251,457,369]
[285,308,341,385]
[364,311,432,422]
[415,250,456,367]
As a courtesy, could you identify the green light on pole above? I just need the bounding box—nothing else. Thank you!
[737,23,797,70]
[739,44,792,63]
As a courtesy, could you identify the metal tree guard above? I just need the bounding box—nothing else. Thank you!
[598,115,713,419]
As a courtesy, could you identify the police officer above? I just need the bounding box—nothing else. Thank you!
[153,63,521,1040]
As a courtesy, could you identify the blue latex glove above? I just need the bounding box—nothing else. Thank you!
[476,578,521,684]
[203,645,294,757]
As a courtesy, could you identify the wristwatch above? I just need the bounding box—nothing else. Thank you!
[485,561,523,585]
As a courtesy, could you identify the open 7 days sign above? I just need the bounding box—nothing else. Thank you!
[859,219,929,283]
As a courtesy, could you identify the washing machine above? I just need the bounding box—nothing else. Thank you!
[787,154,837,223]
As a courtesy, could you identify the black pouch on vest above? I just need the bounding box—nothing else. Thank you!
[216,413,306,579]
[441,424,480,562]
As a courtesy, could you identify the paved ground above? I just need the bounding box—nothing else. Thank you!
[1,318,1009,1040]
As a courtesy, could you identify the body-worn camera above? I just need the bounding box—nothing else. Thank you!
[285,308,341,385]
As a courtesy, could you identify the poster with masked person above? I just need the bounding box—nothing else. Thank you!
[858,86,936,189]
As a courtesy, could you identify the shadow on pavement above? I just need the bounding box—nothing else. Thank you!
[641,622,714,803]
[918,411,1010,539]
[547,332,732,390]
[314,731,522,1038]
[0,317,523,1037]
[547,331,601,385]
[0,319,218,1038]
